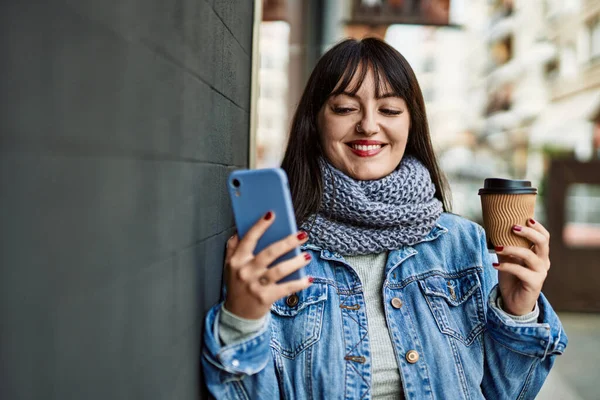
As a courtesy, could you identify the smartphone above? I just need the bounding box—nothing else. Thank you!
[227,168,306,283]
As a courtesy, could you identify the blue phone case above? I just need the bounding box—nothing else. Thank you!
[228,168,305,283]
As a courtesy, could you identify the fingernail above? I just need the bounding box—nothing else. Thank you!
[304,253,312,261]
[492,263,500,268]
[264,211,273,220]
[513,225,522,232]
[529,218,536,225]
[495,246,504,252]
[308,276,314,283]
[297,231,308,241]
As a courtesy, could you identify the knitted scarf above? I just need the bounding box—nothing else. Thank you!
[301,156,443,256]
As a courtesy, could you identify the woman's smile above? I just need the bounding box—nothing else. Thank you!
[346,140,388,157]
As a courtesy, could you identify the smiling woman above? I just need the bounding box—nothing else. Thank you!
[202,38,567,400]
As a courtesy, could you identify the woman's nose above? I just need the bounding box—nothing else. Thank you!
[359,113,380,135]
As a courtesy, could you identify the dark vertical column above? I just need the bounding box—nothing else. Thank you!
[0,1,254,399]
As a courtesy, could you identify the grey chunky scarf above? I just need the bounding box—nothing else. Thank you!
[302,156,443,256]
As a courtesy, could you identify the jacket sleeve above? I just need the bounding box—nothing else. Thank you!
[477,226,568,400]
[202,302,280,399]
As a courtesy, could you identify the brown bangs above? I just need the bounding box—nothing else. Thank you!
[330,58,399,99]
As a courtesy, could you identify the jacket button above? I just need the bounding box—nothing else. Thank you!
[286,294,299,307]
[391,297,403,309]
[406,350,419,364]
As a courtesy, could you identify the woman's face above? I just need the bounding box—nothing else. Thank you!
[317,68,411,181]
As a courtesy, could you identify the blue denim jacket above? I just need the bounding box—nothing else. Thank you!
[202,213,567,399]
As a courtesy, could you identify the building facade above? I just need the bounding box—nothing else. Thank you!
[528,0,600,179]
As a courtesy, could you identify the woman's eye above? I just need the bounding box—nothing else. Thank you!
[333,107,355,114]
[380,109,402,116]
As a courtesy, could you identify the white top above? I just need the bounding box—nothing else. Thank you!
[345,252,403,399]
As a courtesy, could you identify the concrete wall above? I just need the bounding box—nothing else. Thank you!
[0,1,253,399]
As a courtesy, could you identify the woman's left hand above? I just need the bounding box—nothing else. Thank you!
[493,218,551,316]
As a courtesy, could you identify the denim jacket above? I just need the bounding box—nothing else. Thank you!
[202,213,567,399]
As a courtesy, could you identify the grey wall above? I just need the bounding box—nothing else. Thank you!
[0,1,253,399]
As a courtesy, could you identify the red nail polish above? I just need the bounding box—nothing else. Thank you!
[264,211,273,220]
[513,225,522,232]
[493,263,500,267]
[308,276,314,283]
[297,231,308,241]
[495,246,504,252]
[529,218,536,225]
[304,253,312,261]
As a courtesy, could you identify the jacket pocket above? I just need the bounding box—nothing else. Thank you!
[270,283,328,359]
[418,269,485,346]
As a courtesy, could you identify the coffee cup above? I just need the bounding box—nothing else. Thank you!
[478,178,537,250]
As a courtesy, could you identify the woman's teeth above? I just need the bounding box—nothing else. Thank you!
[351,144,382,151]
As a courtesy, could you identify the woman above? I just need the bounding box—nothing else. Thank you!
[202,38,567,399]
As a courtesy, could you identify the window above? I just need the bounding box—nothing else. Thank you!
[503,0,514,16]
[578,25,591,63]
[590,17,600,60]
[563,184,600,247]
[544,0,580,17]
[543,0,555,17]
[422,87,435,103]
[491,36,513,65]
[560,44,577,78]
[485,84,512,115]
[423,57,435,73]
[563,0,581,14]
[545,58,559,80]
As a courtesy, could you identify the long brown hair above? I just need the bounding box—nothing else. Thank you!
[281,37,451,225]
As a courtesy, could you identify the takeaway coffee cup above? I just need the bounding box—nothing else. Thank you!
[478,178,537,250]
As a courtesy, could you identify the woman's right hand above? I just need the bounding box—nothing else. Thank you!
[223,211,313,320]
